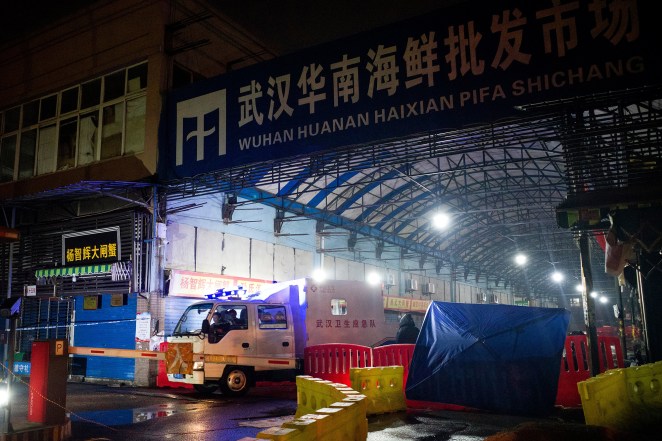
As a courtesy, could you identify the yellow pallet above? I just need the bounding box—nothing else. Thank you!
[578,360,662,430]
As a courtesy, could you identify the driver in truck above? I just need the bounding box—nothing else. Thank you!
[210,311,231,336]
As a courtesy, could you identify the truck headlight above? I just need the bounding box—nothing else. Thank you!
[193,361,204,371]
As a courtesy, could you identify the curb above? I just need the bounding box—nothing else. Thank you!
[0,419,71,441]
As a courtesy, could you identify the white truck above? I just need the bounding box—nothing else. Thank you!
[165,278,396,395]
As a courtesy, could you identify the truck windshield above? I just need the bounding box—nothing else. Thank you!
[173,302,214,335]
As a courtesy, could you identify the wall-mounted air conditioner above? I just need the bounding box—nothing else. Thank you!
[405,279,418,292]
[423,283,435,295]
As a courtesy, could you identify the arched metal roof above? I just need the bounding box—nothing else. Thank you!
[2,0,660,313]
[166,86,662,302]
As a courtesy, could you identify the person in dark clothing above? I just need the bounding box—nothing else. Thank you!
[396,313,420,344]
[210,311,231,336]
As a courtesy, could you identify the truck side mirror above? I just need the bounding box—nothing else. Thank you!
[202,319,219,343]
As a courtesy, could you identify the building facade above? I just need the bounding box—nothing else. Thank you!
[3,0,619,385]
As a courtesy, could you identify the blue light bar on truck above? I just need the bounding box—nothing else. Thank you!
[205,286,246,299]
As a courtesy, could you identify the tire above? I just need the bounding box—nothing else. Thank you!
[219,366,251,397]
[193,383,219,395]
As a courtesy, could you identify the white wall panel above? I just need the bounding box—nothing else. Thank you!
[294,248,313,279]
[457,283,470,303]
[321,254,335,277]
[195,229,224,274]
[220,233,251,278]
[165,222,195,270]
[251,240,274,280]
[274,243,295,282]
[347,260,365,282]
[333,257,349,280]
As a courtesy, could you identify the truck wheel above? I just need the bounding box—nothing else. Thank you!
[193,383,218,395]
[220,366,251,396]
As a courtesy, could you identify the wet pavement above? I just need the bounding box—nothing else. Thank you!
[2,379,657,441]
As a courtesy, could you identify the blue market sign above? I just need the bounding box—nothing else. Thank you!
[161,0,660,180]
[13,361,31,376]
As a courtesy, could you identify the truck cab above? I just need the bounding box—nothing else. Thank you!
[167,299,297,395]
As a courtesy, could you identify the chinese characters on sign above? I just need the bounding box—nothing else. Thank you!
[62,227,121,266]
[168,269,273,297]
[384,296,431,313]
[386,296,412,311]
[65,243,117,264]
[315,319,377,329]
[169,0,651,178]
[233,1,640,130]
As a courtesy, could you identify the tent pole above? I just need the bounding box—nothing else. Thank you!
[579,231,600,377]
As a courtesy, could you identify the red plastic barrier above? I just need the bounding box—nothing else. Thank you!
[372,343,472,411]
[303,343,372,386]
[371,337,625,410]
[555,335,624,407]
[597,335,624,370]
[156,342,193,389]
[372,344,416,386]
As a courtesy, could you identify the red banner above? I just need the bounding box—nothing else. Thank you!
[169,269,273,297]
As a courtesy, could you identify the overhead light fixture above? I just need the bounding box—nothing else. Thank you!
[432,212,450,230]
[514,254,527,266]
[551,271,564,283]
[366,271,381,286]
[575,284,584,292]
[312,268,326,283]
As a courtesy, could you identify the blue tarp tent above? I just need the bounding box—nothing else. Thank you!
[406,302,570,416]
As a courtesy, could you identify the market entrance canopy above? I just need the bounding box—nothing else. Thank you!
[406,301,570,416]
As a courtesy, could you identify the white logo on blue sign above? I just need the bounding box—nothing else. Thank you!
[176,90,227,166]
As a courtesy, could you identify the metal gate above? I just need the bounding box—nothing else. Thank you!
[16,296,73,359]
